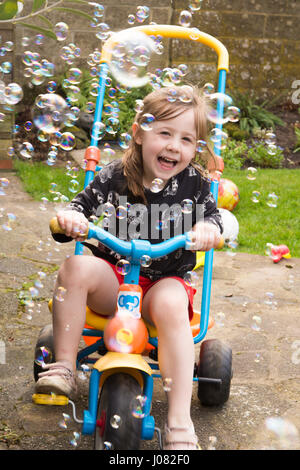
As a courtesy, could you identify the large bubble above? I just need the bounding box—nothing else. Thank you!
[32,93,69,133]
[109,30,156,88]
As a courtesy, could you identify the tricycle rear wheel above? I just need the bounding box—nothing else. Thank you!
[94,372,142,450]
[197,338,232,406]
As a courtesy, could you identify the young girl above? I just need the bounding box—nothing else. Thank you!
[35,85,223,450]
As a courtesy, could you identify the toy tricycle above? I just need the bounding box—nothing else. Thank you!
[32,24,233,450]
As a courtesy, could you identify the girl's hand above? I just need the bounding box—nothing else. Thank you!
[56,210,89,241]
[191,221,221,252]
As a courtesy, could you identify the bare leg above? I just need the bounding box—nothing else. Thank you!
[52,255,120,371]
[142,278,195,441]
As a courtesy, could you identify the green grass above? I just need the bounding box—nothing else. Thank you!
[222,168,300,258]
[13,159,85,202]
[13,159,300,258]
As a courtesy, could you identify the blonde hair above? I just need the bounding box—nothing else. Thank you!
[122,85,217,203]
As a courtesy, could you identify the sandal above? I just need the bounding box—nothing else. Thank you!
[163,424,201,450]
[35,361,77,398]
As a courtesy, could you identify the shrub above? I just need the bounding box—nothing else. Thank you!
[247,141,284,168]
[221,139,248,169]
[229,91,285,135]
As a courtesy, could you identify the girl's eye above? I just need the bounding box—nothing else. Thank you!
[160,131,170,135]
[183,137,192,142]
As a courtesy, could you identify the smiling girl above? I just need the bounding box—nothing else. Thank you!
[35,85,223,450]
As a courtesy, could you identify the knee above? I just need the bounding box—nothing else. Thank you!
[57,255,85,283]
[150,290,189,330]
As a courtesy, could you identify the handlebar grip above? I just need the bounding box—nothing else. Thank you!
[49,217,89,239]
[49,217,65,234]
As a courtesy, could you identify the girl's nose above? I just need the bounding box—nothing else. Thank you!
[166,138,180,152]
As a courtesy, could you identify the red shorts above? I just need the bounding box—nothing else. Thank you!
[103,259,196,320]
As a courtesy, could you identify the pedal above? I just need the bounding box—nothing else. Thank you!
[32,393,69,406]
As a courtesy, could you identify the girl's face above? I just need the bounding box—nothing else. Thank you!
[134,108,197,188]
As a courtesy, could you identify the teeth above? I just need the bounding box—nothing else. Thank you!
[160,156,175,163]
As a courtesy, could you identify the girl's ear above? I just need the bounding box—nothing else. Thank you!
[132,122,142,145]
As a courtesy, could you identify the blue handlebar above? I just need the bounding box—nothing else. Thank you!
[87,223,189,262]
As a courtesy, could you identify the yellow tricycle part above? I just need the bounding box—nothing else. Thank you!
[101,24,229,72]
[194,252,205,270]
[32,393,69,406]
[94,351,153,382]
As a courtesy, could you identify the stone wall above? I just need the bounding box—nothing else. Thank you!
[172,0,300,100]
[0,0,300,165]
[10,0,300,98]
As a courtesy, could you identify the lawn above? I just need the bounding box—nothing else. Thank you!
[222,168,300,258]
[13,159,300,258]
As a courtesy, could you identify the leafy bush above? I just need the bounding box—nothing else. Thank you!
[293,126,300,153]
[229,91,285,135]
[247,141,284,168]
[221,139,248,169]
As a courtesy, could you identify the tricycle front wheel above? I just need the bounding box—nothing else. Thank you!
[94,372,142,450]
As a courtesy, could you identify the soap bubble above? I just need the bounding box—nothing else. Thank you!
[69,179,80,193]
[181,199,194,214]
[203,83,215,95]
[188,0,203,12]
[130,394,149,419]
[128,14,135,25]
[140,255,152,268]
[136,5,150,23]
[35,346,52,367]
[226,106,240,123]
[110,415,122,429]
[116,259,131,275]
[267,144,277,155]
[55,286,67,302]
[60,132,75,151]
[58,413,71,429]
[95,23,110,41]
[140,113,155,131]
[163,377,173,392]
[179,10,192,27]
[266,192,278,208]
[251,315,262,331]
[91,121,106,141]
[196,139,207,153]
[20,142,34,159]
[207,93,233,125]
[116,205,127,220]
[1,61,12,74]
[118,132,132,150]
[150,178,164,193]
[247,167,257,180]
[209,128,228,151]
[109,30,156,88]
[103,441,114,450]
[54,22,69,41]
[265,131,276,146]
[251,190,261,203]
[4,82,23,105]
[183,270,199,287]
[33,93,69,133]
[70,431,81,447]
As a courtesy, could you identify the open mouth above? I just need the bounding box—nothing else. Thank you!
[157,156,178,168]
